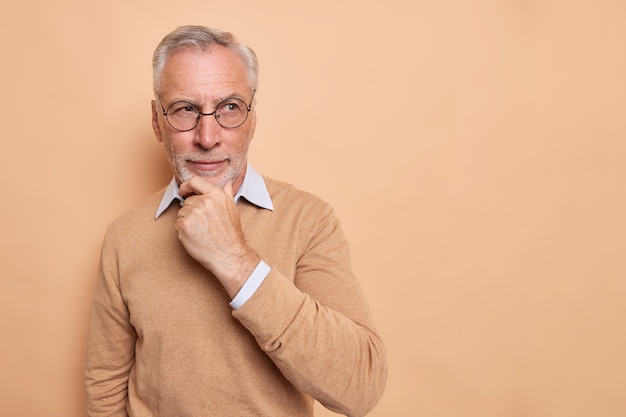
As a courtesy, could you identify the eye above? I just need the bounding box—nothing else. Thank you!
[218,99,244,114]
[168,102,197,115]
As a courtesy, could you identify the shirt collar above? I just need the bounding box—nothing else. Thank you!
[155,164,273,219]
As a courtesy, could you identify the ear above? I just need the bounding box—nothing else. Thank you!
[248,107,257,139]
[151,100,164,143]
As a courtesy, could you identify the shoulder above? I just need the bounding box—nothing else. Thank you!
[263,176,334,216]
[105,186,168,239]
[259,176,343,240]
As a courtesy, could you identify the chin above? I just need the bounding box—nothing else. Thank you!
[176,169,231,189]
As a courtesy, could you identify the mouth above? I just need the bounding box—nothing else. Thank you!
[188,159,226,172]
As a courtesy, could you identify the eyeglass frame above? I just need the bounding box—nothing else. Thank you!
[157,90,256,131]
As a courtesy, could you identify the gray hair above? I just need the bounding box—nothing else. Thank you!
[152,25,258,95]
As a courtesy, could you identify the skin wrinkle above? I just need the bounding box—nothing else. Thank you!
[151,46,256,191]
[87,27,386,417]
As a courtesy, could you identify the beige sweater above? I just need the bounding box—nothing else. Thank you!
[86,176,387,417]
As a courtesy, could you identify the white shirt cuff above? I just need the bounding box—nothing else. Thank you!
[229,260,271,310]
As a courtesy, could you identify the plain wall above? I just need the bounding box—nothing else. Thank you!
[1,1,625,416]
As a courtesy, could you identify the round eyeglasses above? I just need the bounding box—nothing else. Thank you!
[159,90,255,131]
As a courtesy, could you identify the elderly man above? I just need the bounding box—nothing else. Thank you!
[86,25,387,417]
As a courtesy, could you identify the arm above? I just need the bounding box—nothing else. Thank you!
[233,207,388,417]
[85,234,135,417]
[175,177,387,416]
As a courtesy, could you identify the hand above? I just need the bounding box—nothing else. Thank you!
[175,177,260,298]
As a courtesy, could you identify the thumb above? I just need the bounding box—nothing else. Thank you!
[222,180,234,198]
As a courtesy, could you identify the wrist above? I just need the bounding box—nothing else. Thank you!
[214,249,261,299]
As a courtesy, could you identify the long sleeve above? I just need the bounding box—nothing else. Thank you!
[84,180,386,417]
[85,233,136,417]
[233,203,388,417]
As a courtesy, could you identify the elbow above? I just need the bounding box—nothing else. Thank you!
[328,337,389,417]
[354,347,388,416]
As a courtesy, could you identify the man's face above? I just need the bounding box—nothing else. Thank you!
[151,46,256,190]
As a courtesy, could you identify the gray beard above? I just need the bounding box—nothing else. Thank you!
[173,153,243,190]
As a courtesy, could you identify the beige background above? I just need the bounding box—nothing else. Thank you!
[1,1,625,416]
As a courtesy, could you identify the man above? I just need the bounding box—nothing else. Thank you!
[85,25,387,417]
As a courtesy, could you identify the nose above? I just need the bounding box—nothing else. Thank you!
[193,114,222,150]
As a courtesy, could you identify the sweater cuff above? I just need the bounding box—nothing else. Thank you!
[232,269,308,351]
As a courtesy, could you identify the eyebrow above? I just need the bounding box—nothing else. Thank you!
[164,93,246,108]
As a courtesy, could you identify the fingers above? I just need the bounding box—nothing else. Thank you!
[222,180,234,198]
[178,176,215,198]
[179,177,235,200]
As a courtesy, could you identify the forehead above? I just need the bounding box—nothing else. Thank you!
[158,46,249,98]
